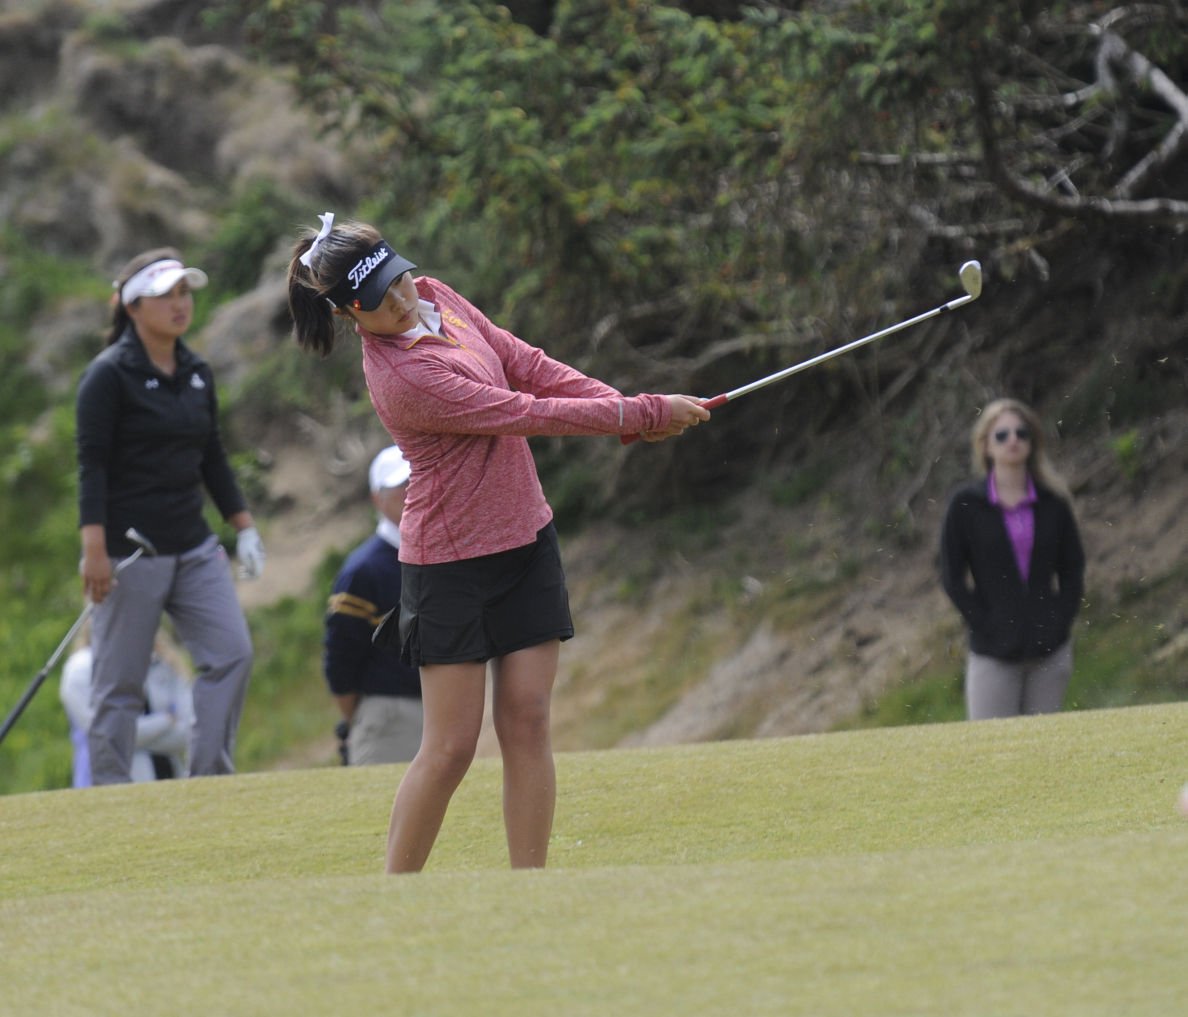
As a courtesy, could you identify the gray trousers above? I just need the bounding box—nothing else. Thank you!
[348,695,424,765]
[965,641,1073,721]
[88,534,253,783]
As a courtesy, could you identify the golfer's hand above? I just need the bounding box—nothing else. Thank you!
[81,552,114,604]
[639,396,710,442]
[236,526,266,580]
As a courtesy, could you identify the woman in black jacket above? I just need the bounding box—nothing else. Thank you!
[940,398,1085,720]
[76,248,265,782]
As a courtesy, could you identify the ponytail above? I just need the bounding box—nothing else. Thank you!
[288,238,338,357]
[104,300,134,347]
[287,218,386,358]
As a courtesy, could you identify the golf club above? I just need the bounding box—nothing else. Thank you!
[622,261,983,444]
[0,527,157,748]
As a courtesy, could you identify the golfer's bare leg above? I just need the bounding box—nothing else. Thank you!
[491,641,558,869]
[385,661,485,874]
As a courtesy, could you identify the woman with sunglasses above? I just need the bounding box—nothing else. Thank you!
[287,214,709,872]
[940,398,1085,720]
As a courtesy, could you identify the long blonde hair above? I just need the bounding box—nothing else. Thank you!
[970,398,1071,502]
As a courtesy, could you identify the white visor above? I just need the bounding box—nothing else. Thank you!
[119,260,209,305]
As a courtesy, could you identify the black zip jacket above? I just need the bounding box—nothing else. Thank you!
[76,327,246,557]
[940,479,1085,661]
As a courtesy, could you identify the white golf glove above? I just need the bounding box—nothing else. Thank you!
[235,526,266,580]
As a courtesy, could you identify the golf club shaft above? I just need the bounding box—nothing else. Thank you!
[621,267,980,444]
[0,603,96,745]
[0,546,146,747]
[705,291,977,408]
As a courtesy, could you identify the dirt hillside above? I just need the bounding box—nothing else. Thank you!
[245,406,1187,758]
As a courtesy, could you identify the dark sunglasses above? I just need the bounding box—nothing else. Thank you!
[992,427,1031,443]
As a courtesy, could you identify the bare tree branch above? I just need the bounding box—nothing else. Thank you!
[1093,29,1188,197]
[855,152,981,169]
[971,23,1188,224]
[905,204,1026,240]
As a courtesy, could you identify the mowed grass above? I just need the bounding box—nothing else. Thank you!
[1,703,1186,1017]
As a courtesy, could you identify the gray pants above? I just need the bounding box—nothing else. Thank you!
[88,534,253,783]
[965,641,1073,720]
[348,695,424,765]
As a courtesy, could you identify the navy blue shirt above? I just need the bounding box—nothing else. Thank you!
[76,328,246,556]
[324,534,422,699]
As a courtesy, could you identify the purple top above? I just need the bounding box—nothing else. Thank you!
[988,472,1037,583]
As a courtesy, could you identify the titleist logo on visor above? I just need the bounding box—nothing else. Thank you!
[325,238,414,309]
[347,247,391,291]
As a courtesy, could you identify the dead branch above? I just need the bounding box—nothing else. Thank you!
[971,27,1188,224]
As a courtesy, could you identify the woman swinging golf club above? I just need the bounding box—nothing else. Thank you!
[287,213,708,873]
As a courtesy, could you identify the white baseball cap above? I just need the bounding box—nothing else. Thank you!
[119,259,209,305]
[369,445,411,492]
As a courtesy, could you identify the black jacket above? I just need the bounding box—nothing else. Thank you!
[940,479,1085,661]
[76,328,246,557]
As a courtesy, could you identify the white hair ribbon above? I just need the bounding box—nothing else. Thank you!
[299,212,335,268]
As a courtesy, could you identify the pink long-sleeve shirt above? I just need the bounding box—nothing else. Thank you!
[359,276,673,564]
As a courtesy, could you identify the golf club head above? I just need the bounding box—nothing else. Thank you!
[959,260,983,300]
[124,527,158,557]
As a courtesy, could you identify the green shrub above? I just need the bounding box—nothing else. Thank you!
[1110,428,1142,483]
[195,178,307,298]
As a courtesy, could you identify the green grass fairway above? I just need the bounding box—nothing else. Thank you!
[2,704,1185,1016]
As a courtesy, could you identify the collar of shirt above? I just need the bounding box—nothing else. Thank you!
[117,327,198,374]
[376,515,401,550]
[396,301,443,348]
[987,471,1037,509]
[356,299,443,349]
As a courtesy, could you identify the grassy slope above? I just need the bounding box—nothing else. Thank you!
[1,703,1186,1016]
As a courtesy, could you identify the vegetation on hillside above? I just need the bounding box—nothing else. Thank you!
[0,0,1184,793]
[205,0,1188,526]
